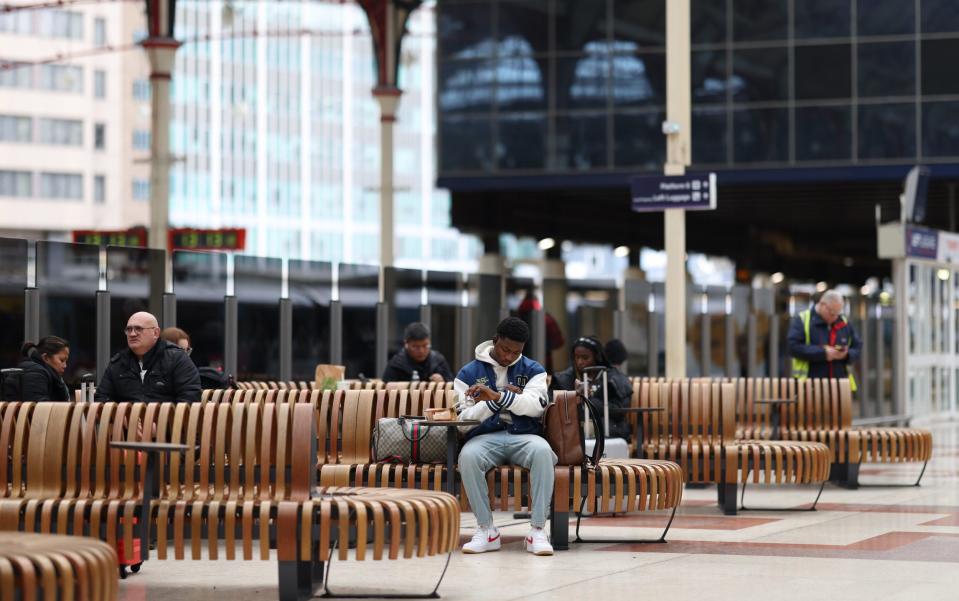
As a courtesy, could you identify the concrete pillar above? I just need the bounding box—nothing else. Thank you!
[374,88,401,300]
[664,0,691,378]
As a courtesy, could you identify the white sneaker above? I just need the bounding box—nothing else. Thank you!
[525,527,553,556]
[462,526,501,554]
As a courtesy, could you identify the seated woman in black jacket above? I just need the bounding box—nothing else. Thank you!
[549,336,633,442]
[3,337,71,402]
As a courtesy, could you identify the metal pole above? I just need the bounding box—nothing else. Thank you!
[860,309,872,417]
[224,295,238,381]
[279,298,292,381]
[725,313,736,377]
[531,308,546,365]
[457,305,473,371]
[376,302,389,378]
[96,290,110,383]
[769,316,779,378]
[876,308,886,416]
[161,292,177,329]
[893,259,907,416]
[419,304,431,331]
[374,89,400,301]
[747,313,758,378]
[648,311,660,378]
[24,288,39,343]
[329,300,343,365]
[701,313,711,377]
[664,0,691,378]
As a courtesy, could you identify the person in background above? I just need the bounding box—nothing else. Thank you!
[788,289,861,391]
[161,326,191,354]
[604,338,628,374]
[95,312,201,402]
[382,322,454,382]
[517,291,564,373]
[2,336,71,401]
[454,317,555,556]
[551,336,632,442]
[162,325,228,389]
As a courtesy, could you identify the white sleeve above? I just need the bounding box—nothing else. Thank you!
[501,372,549,418]
[454,377,495,423]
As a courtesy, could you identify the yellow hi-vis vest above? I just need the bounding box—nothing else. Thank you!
[791,309,858,392]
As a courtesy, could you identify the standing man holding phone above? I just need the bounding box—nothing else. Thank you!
[788,290,861,391]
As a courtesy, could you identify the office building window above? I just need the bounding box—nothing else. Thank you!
[94,17,106,46]
[132,79,151,101]
[37,64,83,92]
[38,10,83,39]
[37,118,83,145]
[132,178,150,200]
[39,172,83,199]
[0,114,32,142]
[132,129,151,150]
[94,70,106,98]
[0,62,33,88]
[94,122,105,150]
[94,175,105,203]
[0,170,32,197]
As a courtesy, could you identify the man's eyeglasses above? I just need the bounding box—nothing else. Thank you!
[124,325,157,335]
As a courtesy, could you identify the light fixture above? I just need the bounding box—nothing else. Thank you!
[614,245,630,258]
[816,281,828,292]
[937,268,951,281]
[537,237,555,251]
[770,272,785,284]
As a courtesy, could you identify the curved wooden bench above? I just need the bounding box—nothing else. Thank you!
[318,389,685,549]
[0,532,118,601]
[636,380,830,514]
[0,401,459,601]
[730,377,933,486]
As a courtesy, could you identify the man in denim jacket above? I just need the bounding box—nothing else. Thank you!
[454,317,556,556]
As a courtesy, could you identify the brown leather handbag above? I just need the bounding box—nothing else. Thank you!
[543,390,604,467]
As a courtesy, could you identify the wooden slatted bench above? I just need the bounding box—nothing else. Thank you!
[0,532,118,601]
[635,380,830,514]
[316,389,684,550]
[0,400,459,601]
[731,377,933,487]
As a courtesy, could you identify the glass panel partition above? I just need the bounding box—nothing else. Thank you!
[0,238,27,369]
[386,267,424,358]
[338,263,378,378]
[289,259,333,381]
[234,255,282,381]
[426,270,461,367]
[172,251,227,370]
[622,278,651,376]
[106,246,165,355]
[36,241,98,388]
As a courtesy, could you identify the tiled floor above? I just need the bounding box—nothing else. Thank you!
[119,422,958,601]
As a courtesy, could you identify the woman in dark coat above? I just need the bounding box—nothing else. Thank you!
[2,337,71,402]
[549,336,633,441]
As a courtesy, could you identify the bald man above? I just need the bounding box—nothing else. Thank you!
[95,311,201,402]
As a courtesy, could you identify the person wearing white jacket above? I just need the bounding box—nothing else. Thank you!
[454,317,556,556]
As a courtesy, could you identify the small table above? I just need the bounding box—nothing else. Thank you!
[421,420,480,495]
[754,398,797,440]
[110,441,192,561]
[611,407,664,450]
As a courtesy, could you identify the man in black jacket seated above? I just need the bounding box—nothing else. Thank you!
[95,311,201,402]
[549,336,633,442]
[381,322,454,383]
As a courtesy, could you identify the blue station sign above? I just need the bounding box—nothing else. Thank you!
[630,172,717,212]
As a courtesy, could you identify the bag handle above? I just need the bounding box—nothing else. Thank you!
[576,388,605,468]
[398,416,434,443]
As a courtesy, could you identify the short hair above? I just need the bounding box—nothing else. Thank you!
[496,317,529,344]
[403,322,430,341]
[820,290,844,307]
[604,338,628,365]
[161,327,190,346]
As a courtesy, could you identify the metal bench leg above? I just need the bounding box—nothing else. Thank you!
[321,536,450,599]
[829,462,860,489]
[572,495,678,545]
[718,482,738,516]
[740,477,826,512]
[279,560,323,601]
[856,460,928,488]
[550,508,570,551]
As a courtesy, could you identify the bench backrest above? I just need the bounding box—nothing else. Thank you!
[731,377,853,433]
[634,379,735,446]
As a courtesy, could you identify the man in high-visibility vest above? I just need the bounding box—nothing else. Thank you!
[788,289,860,391]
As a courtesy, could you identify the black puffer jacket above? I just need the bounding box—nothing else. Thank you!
[94,340,201,403]
[549,339,633,442]
[2,357,70,402]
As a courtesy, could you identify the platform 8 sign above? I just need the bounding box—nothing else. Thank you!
[630,172,717,212]
[905,224,939,259]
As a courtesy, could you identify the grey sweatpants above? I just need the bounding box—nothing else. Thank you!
[457,430,558,528]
